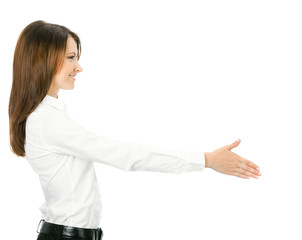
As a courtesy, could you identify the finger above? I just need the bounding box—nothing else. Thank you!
[232,171,250,179]
[237,156,260,171]
[244,159,260,171]
[244,166,261,178]
[238,161,260,174]
[225,138,241,151]
[237,166,259,179]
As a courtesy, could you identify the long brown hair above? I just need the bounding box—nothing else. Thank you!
[9,20,81,157]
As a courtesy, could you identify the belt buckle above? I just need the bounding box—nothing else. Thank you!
[36,219,45,233]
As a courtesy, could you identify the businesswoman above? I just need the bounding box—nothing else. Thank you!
[8,20,261,240]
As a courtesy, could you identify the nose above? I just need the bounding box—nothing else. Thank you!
[75,60,83,73]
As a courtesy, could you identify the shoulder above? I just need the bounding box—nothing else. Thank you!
[27,102,69,132]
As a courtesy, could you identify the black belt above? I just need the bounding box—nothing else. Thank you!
[37,219,104,240]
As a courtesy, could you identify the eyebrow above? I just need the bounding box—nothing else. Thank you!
[67,52,77,55]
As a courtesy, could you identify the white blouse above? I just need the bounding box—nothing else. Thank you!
[25,94,205,229]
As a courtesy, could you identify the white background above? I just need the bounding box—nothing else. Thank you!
[1,0,302,239]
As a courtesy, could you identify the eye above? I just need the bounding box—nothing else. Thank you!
[68,56,75,60]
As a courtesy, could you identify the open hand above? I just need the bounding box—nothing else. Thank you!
[204,139,261,179]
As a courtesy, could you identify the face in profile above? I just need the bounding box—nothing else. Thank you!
[48,36,83,97]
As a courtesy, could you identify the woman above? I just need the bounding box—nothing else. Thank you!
[8,20,261,240]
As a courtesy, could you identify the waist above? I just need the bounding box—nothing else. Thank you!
[37,219,104,240]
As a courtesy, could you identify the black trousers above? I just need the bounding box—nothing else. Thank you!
[37,232,88,240]
[36,219,104,240]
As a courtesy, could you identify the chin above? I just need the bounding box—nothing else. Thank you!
[62,84,75,90]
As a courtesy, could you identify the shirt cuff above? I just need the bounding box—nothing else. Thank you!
[166,149,205,173]
[185,151,206,171]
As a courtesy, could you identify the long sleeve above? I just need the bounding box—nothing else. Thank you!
[41,111,205,174]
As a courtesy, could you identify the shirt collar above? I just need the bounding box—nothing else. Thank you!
[41,94,66,110]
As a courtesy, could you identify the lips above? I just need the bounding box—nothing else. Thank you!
[69,75,76,81]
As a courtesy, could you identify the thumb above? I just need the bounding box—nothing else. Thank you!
[225,138,241,151]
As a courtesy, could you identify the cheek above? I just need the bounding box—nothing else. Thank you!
[54,62,74,88]
[55,70,73,88]
[61,66,73,79]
